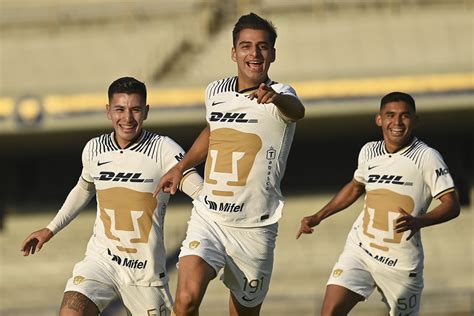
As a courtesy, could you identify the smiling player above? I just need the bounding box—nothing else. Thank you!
[297,92,460,316]
[155,12,305,316]
[21,77,203,315]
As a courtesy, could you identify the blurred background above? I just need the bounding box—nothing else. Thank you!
[0,0,472,315]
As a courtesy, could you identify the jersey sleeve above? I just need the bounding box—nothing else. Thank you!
[159,136,188,173]
[423,148,455,199]
[264,83,300,123]
[204,82,213,124]
[272,83,298,97]
[80,140,94,183]
[353,143,369,184]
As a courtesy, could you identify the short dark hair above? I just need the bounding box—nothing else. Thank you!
[380,91,416,112]
[232,12,277,47]
[108,77,147,103]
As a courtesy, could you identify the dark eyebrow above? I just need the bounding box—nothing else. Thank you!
[238,40,270,46]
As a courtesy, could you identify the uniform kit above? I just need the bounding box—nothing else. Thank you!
[328,138,455,315]
[51,130,188,315]
[180,76,299,307]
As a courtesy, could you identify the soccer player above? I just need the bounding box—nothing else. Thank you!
[297,92,460,316]
[21,77,203,315]
[155,12,305,316]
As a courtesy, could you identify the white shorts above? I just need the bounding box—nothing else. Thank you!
[327,240,423,316]
[179,207,278,307]
[64,256,173,315]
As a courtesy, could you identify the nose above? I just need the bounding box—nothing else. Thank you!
[249,45,260,57]
[395,114,403,125]
[124,110,133,122]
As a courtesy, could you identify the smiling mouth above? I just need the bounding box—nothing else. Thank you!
[247,61,263,70]
[389,127,405,136]
[120,125,136,132]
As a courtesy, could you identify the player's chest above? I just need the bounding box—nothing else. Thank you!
[90,151,158,187]
[207,93,270,126]
[363,156,421,189]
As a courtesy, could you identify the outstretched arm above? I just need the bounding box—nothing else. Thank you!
[21,177,95,256]
[155,125,210,196]
[395,191,460,240]
[296,179,365,239]
[249,83,305,121]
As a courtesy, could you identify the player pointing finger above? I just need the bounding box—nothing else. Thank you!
[249,83,278,104]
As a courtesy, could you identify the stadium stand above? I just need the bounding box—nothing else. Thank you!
[0,1,472,315]
[0,0,213,96]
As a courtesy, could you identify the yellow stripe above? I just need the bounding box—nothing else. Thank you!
[2,72,473,117]
[0,98,15,116]
[44,93,106,114]
[43,88,204,114]
[293,73,474,99]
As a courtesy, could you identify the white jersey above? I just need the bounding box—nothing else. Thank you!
[193,76,299,227]
[350,137,455,271]
[81,130,186,286]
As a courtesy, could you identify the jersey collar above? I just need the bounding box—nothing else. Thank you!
[111,129,147,150]
[382,136,418,155]
[236,77,273,94]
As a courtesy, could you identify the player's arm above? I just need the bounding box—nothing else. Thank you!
[395,190,460,240]
[249,83,305,121]
[296,179,365,239]
[21,177,95,256]
[155,125,209,196]
[179,170,203,200]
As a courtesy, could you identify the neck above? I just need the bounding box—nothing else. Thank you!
[115,130,143,149]
[384,136,414,153]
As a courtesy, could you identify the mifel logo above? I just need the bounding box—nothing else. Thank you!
[189,241,201,249]
[73,276,86,285]
[332,269,343,278]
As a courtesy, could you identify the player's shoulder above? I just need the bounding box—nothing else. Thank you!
[359,140,385,159]
[206,76,238,99]
[127,130,168,152]
[84,132,118,151]
[401,138,444,165]
[268,80,293,92]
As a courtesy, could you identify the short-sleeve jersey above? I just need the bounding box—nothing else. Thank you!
[349,137,455,271]
[80,130,186,286]
[193,76,299,227]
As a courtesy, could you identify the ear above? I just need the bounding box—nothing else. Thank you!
[231,47,237,62]
[144,104,149,120]
[375,113,382,127]
[413,114,419,128]
[106,104,112,120]
[270,47,276,63]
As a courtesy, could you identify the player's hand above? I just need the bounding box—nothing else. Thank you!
[154,166,183,197]
[394,208,422,240]
[296,214,321,239]
[21,228,53,256]
[249,83,278,104]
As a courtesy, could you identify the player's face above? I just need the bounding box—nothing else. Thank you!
[376,101,418,153]
[107,93,149,148]
[232,28,275,91]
